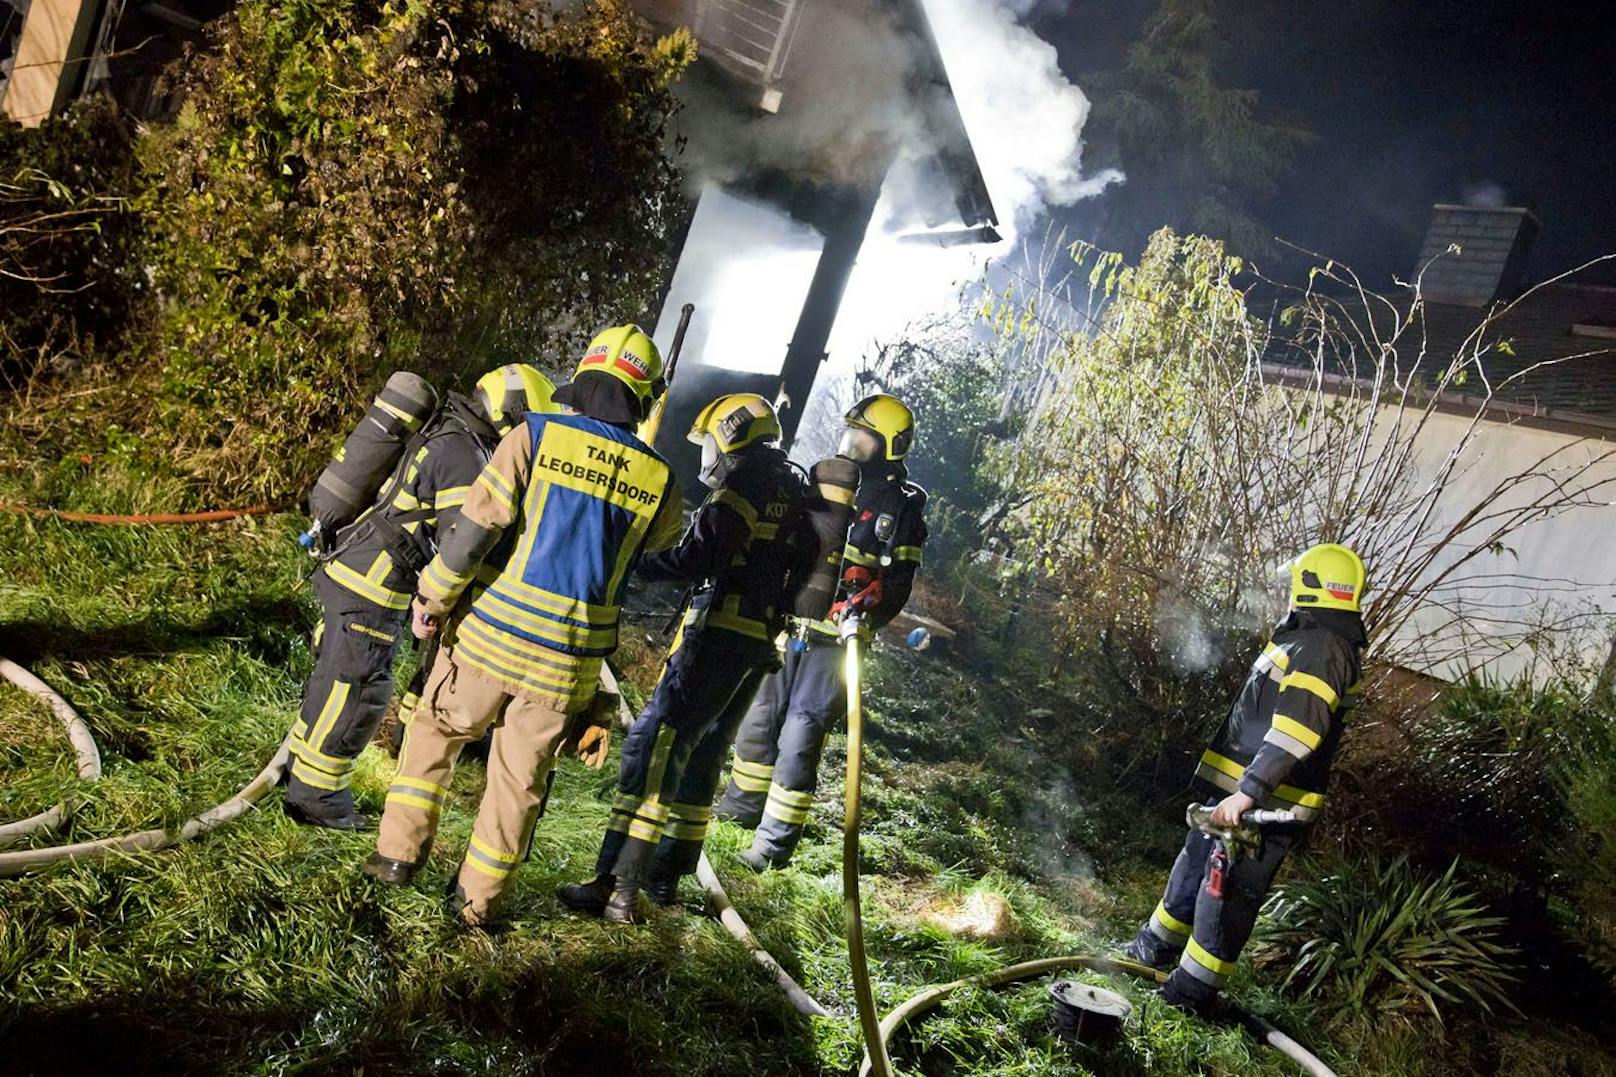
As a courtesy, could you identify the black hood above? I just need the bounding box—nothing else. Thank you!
[1282,606,1368,648]
[552,371,643,429]
[443,391,500,446]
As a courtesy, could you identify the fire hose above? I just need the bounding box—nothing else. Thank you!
[0,652,291,878]
[0,502,275,525]
[0,657,102,847]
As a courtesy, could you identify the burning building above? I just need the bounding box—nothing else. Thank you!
[627,0,1002,493]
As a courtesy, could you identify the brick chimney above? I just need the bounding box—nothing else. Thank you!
[1415,204,1541,307]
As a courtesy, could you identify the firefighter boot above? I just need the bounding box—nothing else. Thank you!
[361,852,420,886]
[645,868,680,908]
[284,788,374,832]
[737,846,780,873]
[557,874,614,917]
[605,879,646,925]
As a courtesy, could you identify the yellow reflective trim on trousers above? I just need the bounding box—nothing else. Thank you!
[469,833,520,865]
[732,773,770,793]
[1153,901,1192,938]
[1270,714,1323,751]
[324,560,411,609]
[766,783,814,806]
[1186,938,1237,976]
[666,819,710,841]
[704,609,773,641]
[305,681,352,755]
[385,791,442,814]
[291,747,350,779]
[392,775,449,797]
[733,759,773,777]
[348,621,397,644]
[462,853,514,880]
[1280,671,1340,709]
[290,759,352,790]
[709,488,759,529]
[290,733,349,769]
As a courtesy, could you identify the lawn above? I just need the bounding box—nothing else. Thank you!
[2,467,1613,1076]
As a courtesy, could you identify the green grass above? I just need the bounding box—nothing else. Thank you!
[2,465,1614,1075]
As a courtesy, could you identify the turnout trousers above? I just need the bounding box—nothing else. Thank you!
[375,642,579,922]
[715,638,848,864]
[1128,807,1299,1005]
[287,569,407,813]
[595,623,773,885]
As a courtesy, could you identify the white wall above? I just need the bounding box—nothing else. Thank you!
[1380,410,1616,684]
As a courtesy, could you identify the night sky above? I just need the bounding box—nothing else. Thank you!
[1044,0,1616,288]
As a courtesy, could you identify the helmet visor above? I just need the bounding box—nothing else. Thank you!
[698,433,725,489]
[838,427,881,464]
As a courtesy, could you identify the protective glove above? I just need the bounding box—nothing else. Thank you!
[410,596,440,640]
[572,689,619,769]
[829,567,883,622]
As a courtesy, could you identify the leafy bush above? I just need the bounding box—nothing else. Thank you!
[1412,675,1600,880]
[1254,857,1520,1026]
[127,0,693,499]
[0,98,146,388]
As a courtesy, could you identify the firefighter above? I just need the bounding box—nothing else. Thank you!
[1122,543,1368,1013]
[284,364,556,830]
[362,326,684,928]
[557,393,807,922]
[715,393,928,870]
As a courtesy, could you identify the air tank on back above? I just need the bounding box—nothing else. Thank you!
[790,455,861,620]
[308,371,438,536]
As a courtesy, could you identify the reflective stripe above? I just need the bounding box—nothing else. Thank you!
[385,791,442,814]
[1263,725,1315,761]
[842,546,879,567]
[463,834,519,878]
[730,759,774,793]
[665,801,712,843]
[1270,714,1322,751]
[1263,642,1291,671]
[324,559,411,609]
[764,783,814,825]
[392,775,448,798]
[606,728,676,845]
[710,488,760,528]
[435,484,470,510]
[477,465,518,515]
[1194,749,1325,821]
[290,758,353,790]
[1151,900,1192,940]
[305,681,352,755]
[818,483,855,506]
[1280,671,1339,709]
[893,545,923,563]
[1182,938,1236,985]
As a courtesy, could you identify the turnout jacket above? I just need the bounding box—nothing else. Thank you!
[417,412,683,708]
[1194,608,1366,823]
[807,462,928,638]
[322,394,498,611]
[639,446,806,643]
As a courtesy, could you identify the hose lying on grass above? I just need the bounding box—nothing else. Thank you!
[0,657,103,849]
[0,692,290,878]
[854,953,1336,1077]
[0,502,276,525]
[696,851,831,1018]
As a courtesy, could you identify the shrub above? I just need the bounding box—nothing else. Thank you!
[74,0,691,500]
[1411,675,1600,881]
[1254,856,1520,1026]
[0,98,146,388]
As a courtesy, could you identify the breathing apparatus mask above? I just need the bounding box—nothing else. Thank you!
[837,427,882,466]
[698,432,736,490]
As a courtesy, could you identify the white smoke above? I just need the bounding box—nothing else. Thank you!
[823,0,1121,379]
[1462,180,1510,209]
[922,0,1122,230]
